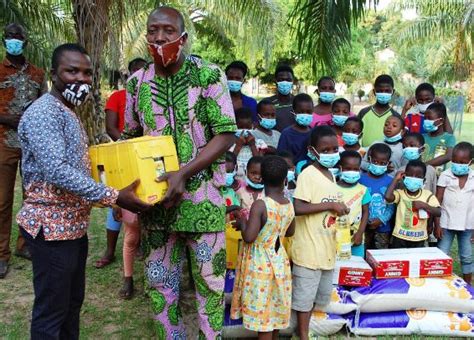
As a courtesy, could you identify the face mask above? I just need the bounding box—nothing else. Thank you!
[332,115,348,127]
[403,176,424,192]
[287,170,295,183]
[313,147,340,168]
[235,129,249,138]
[384,131,402,143]
[147,32,186,68]
[417,102,433,113]
[329,167,341,178]
[307,150,317,161]
[403,147,421,161]
[319,92,335,103]
[368,162,387,176]
[227,80,242,93]
[294,113,312,127]
[225,172,235,187]
[246,177,264,190]
[451,162,471,176]
[5,38,24,56]
[259,116,276,130]
[375,92,392,105]
[341,170,361,184]
[423,119,441,132]
[342,132,360,146]
[61,83,91,106]
[277,81,293,95]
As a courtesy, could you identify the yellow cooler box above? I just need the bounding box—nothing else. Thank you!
[225,224,242,269]
[89,136,179,204]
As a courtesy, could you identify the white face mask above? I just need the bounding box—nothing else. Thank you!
[417,102,433,113]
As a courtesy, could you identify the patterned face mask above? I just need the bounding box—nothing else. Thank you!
[61,83,91,106]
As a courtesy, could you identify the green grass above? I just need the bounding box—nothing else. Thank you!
[458,113,474,143]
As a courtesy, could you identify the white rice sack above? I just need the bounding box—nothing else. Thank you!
[350,275,474,313]
[349,310,474,337]
[224,269,235,304]
[289,310,349,337]
[319,286,357,315]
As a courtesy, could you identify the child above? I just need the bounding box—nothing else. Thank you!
[359,143,395,250]
[436,142,474,284]
[311,76,336,127]
[339,117,366,157]
[400,132,437,194]
[402,82,453,134]
[231,156,295,338]
[385,160,441,248]
[362,115,405,175]
[277,150,297,200]
[422,103,456,168]
[223,151,241,211]
[358,74,400,147]
[291,126,349,340]
[225,60,258,120]
[277,93,313,163]
[331,98,351,146]
[232,107,261,179]
[251,99,281,152]
[119,209,140,299]
[337,151,371,257]
[236,156,265,213]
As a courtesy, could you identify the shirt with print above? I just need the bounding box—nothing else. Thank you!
[438,169,474,231]
[405,112,425,134]
[105,89,126,132]
[292,165,339,270]
[262,94,294,132]
[337,183,372,236]
[358,106,400,147]
[422,132,456,162]
[359,172,395,233]
[251,128,281,149]
[122,57,237,233]
[392,188,440,242]
[0,58,47,148]
[16,93,118,241]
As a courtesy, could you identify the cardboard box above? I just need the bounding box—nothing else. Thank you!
[225,224,242,269]
[366,247,453,279]
[89,136,179,204]
[333,256,372,287]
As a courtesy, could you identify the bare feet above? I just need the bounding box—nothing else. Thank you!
[119,277,134,300]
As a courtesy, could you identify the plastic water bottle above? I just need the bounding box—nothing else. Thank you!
[336,214,352,260]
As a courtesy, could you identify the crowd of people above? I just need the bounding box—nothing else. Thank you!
[0,5,473,340]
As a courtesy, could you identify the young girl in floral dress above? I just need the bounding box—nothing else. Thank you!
[231,156,295,339]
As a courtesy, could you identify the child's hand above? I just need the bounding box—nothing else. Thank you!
[352,231,363,246]
[412,200,429,211]
[394,170,405,181]
[403,97,416,112]
[368,218,382,229]
[235,134,246,147]
[246,133,256,146]
[331,202,350,216]
[434,226,443,240]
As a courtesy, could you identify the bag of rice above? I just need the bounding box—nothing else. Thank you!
[350,275,474,313]
[349,310,474,337]
[224,269,235,304]
[319,286,357,315]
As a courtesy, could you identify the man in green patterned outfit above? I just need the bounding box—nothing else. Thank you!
[122,6,236,340]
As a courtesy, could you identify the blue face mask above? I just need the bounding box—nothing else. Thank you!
[332,115,348,127]
[287,170,295,183]
[5,39,24,56]
[227,80,243,93]
[342,132,360,146]
[403,176,424,192]
[384,132,402,143]
[368,162,388,176]
[329,167,341,178]
[403,147,421,161]
[235,129,249,138]
[451,162,471,176]
[341,170,361,184]
[423,119,440,133]
[277,81,293,95]
[375,92,392,105]
[313,147,340,168]
[295,113,313,127]
[225,172,235,187]
[246,177,264,190]
[259,116,276,130]
[319,91,335,103]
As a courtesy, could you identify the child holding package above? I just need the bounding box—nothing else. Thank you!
[385,160,441,248]
[292,126,349,340]
[436,142,474,284]
[359,143,395,250]
[337,151,371,257]
[231,156,295,339]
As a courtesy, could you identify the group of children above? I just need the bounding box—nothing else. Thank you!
[226,72,474,339]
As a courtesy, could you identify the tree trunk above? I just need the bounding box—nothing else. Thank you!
[72,0,112,145]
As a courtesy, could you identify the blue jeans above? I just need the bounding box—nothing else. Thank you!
[438,229,473,275]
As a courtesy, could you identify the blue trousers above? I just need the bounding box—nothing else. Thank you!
[21,228,88,340]
[438,229,473,275]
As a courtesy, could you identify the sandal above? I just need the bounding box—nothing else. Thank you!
[94,256,115,269]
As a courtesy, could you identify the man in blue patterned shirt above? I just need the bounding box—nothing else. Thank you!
[16,43,151,339]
